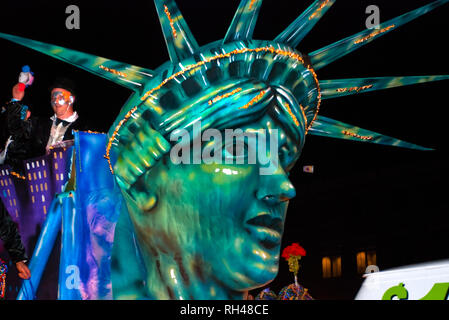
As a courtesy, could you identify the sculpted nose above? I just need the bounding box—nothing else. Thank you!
[279,179,296,201]
[256,169,296,205]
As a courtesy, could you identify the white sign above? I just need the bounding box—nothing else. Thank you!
[355,260,449,300]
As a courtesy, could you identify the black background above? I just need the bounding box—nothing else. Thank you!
[0,0,448,300]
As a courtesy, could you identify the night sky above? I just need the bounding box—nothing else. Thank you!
[1,0,448,299]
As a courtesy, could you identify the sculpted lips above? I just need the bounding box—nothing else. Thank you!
[245,213,283,250]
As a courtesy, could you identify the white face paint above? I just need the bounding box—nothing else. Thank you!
[51,88,75,119]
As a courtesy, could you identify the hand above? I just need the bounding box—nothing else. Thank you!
[16,261,31,279]
[12,83,25,101]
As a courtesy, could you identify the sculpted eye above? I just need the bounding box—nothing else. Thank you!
[279,144,296,172]
[222,138,249,162]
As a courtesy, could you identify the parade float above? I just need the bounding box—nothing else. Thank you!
[0,0,448,299]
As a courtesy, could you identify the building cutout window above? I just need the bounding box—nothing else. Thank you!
[357,250,377,274]
[322,256,342,279]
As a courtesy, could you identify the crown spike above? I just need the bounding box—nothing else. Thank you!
[153,0,200,62]
[223,0,263,44]
[0,32,155,92]
[309,0,449,70]
[275,0,335,48]
[320,75,449,100]
[308,116,433,151]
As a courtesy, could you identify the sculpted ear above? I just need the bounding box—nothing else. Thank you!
[113,125,171,213]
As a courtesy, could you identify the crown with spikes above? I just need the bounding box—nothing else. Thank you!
[1,0,448,176]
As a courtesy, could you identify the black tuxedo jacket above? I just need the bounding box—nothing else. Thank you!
[32,115,88,153]
[1,100,88,172]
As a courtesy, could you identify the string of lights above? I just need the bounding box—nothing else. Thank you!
[354,25,396,45]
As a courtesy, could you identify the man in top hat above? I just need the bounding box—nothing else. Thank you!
[1,69,88,172]
[33,77,88,152]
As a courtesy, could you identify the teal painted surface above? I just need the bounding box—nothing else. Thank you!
[153,0,200,62]
[1,0,447,299]
[57,191,81,300]
[17,194,64,300]
[112,112,300,299]
[223,0,263,44]
[0,32,154,92]
[275,0,335,48]
[320,76,449,100]
[309,116,433,151]
[309,0,449,70]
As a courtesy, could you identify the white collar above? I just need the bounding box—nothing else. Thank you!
[50,111,78,123]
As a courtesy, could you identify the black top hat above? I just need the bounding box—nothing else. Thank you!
[50,77,77,96]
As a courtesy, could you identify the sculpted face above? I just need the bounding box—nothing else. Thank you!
[2,0,439,301]
[109,39,311,300]
[120,111,301,297]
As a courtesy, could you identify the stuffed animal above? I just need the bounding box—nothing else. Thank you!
[18,65,34,87]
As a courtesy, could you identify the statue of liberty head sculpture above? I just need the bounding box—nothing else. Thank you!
[1,0,448,300]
